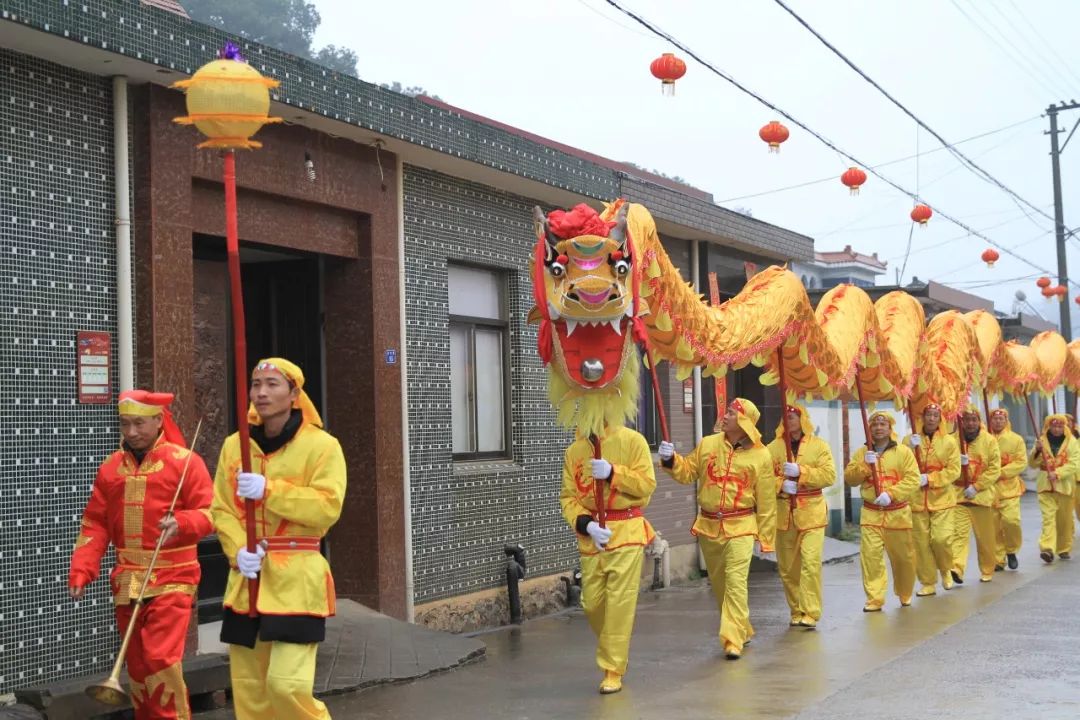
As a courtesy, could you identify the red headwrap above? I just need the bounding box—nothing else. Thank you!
[117,389,186,447]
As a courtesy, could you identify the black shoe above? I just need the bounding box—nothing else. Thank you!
[950,570,964,585]
[1040,550,1054,564]
[1007,553,1018,570]
[994,564,1004,572]
[1060,552,1071,560]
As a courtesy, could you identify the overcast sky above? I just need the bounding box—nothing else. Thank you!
[313,0,1080,329]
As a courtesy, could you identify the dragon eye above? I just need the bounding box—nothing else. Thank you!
[614,259,630,276]
[550,260,566,278]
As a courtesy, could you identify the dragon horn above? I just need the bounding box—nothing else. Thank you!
[608,201,630,252]
[533,206,559,260]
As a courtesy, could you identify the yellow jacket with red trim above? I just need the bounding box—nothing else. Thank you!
[1029,433,1079,497]
[992,429,1028,501]
[559,425,656,556]
[663,433,777,551]
[766,433,835,532]
[901,431,959,512]
[211,421,346,617]
[955,430,1001,507]
[844,442,920,529]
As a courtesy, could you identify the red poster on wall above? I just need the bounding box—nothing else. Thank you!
[77,331,111,404]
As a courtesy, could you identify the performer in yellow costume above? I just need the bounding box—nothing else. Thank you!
[902,402,960,597]
[844,411,920,611]
[766,404,835,628]
[659,398,776,658]
[988,408,1027,571]
[211,358,346,720]
[950,406,1001,583]
[1030,414,1078,563]
[560,425,656,694]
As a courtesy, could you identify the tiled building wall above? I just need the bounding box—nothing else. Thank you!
[403,166,575,603]
[0,49,119,692]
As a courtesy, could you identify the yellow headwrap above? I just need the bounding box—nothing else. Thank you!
[988,407,1012,434]
[1042,413,1074,439]
[868,410,898,442]
[248,357,323,428]
[774,403,814,440]
[959,403,985,433]
[728,397,763,447]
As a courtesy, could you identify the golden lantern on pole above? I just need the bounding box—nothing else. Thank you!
[172,43,281,148]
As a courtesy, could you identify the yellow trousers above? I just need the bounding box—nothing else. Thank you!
[776,526,824,622]
[860,526,915,609]
[580,545,644,675]
[700,534,754,652]
[952,504,998,580]
[1038,492,1075,555]
[230,640,329,720]
[1074,492,1080,523]
[911,508,954,589]
[994,497,1023,563]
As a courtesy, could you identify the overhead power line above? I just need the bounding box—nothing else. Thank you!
[1004,0,1080,89]
[600,0,1074,287]
[772,0,1068,233]
[718,115,1040,204]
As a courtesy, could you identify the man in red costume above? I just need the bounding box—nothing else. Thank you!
[69,390,213,719]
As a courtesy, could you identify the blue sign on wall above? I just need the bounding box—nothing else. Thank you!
[385,349,398,365]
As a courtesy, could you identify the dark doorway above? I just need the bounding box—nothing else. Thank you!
[191,234,323,622]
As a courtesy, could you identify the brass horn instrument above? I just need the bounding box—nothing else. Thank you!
[86,418,204,706]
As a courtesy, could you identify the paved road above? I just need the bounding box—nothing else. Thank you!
[206,495,1080,719]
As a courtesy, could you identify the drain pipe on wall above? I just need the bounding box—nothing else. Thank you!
[112,76,134,391]
[396,155,415,623]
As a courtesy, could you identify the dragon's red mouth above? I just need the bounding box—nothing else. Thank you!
[554,317,632,387]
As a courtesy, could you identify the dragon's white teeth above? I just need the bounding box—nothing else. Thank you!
[548,302,561,320]
[565,319,578,337]
[610,319,623,336]
[625,305,634,317]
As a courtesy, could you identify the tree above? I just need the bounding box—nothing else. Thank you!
[181,0,358,75]
[312,45,359,76]
[378,81,443,101]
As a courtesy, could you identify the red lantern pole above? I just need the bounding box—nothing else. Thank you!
[223,151,258,616]
[776,349,797,511]
[854,369,882,496]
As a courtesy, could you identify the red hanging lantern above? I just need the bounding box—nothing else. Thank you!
[1074,295,1080,307]
[1055,285,1068,302]
[650,53,686,96]
[840,167,867,195]
[980,248,999,268]
[1036,276,1052,289]
[759,120,789,153]
[1041,285,1055,300]
[910,203,933,225]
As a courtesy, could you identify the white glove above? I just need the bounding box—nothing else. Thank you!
[658,441,675,461]
[585,521,613,551]
[591,458,612,481]
[236,545,265,580]
[919,474,929,488]
[237,472,266,501]
[960,454,969,466]
[910,435,922,448]
[964,485,978,500]
[875,492,892,507]
[864,451,878,465]
[783,462,800,478]
[782,479,799,495]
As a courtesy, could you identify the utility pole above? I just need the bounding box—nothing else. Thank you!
[1047,101,1080,413]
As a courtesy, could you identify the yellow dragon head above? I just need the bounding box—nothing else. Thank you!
[530,200,642,436]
